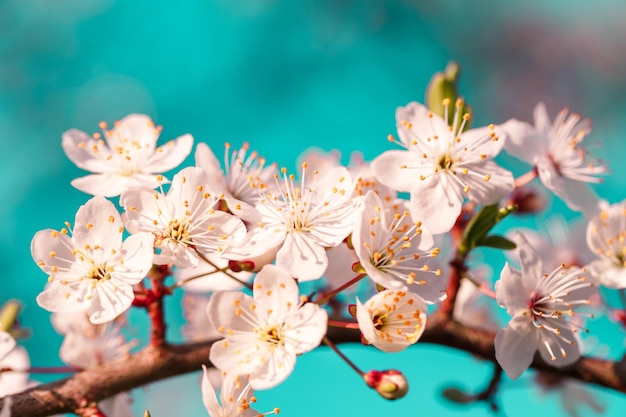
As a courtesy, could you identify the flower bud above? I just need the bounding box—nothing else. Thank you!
[228,259,256,273]
[363,369,409,400]
[507,186,547,215]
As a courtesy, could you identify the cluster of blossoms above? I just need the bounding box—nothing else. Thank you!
[7,86,623,417]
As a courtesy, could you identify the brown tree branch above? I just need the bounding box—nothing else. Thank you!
[2,312,625,416]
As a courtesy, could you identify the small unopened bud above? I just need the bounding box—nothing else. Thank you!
[507,186,546,215]
[363,369,409,400]
[0,300,21,333]
[228,259,256,273]
[143,410,152,417]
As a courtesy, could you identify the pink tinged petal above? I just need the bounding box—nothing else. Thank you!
[206,291,257,336]
[120,187,174,234]
[409,174,462,235]
[87,280,134,324]
[537,327,581,367]
[249,348,296,390]
[276,232,328,281]
[499,119,546,163]
[201,365,222,417]
[37,281,91,314]
[62,129,112,173]
[0,332,15,359]
[283,303,328,353]
[461,161,514,205]
[72,197,123,253]
[495,313,539,380]
[145,133,194,172]
[223,196,262,223]
[405,269,447,304]
[371,150,426,192]
[253,265,300,320]
[195,143,228,192]
[495,263,530,314]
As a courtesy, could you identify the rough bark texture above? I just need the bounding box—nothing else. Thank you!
[2,311,625,416]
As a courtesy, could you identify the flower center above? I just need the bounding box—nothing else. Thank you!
[163,218,191,242]
[257,325,285,347]
[437,153,454,171]
[87,264,112,281]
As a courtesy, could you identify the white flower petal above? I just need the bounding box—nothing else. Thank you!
[277,233,328,281]
[462,161,514,205]
[88,281,134,324]
[371,150,427,192]
[495,263,530,314]
[495,313,539,380]
[145,134,194,172]
[253,265,300,320]
[409,174,462,234]
[536,327,581,367]
[37,282,91,314]
[500,119,546,163]
[72,197,123,253]
[201,365,222,417]
[62,129,112,173]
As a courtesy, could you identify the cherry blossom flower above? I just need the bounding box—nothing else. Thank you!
[62,114,193,197]
[208,265,327,389]
[500,103,606,213]
[586,200,626,288]
[371,100,514,234]
[356,289,427,352]
[32,197,154,324]
[201,366,279,417]
[121,167,247,268]
[494,234,596,380]
[224,165,354,281]
[53,312,134,417]
[352,191,446,303]
[195,142,277,222]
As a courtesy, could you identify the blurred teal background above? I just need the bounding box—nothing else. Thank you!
[2,0,626,416]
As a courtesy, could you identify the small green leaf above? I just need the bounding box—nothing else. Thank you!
[476,235,517,250]
[460,204,517,254]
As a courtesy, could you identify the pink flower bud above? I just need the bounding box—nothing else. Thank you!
[363,369,409,400]
[507,186,547,215]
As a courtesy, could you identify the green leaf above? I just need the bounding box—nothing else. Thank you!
[460,204,517,254]
[476,235,517,250]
